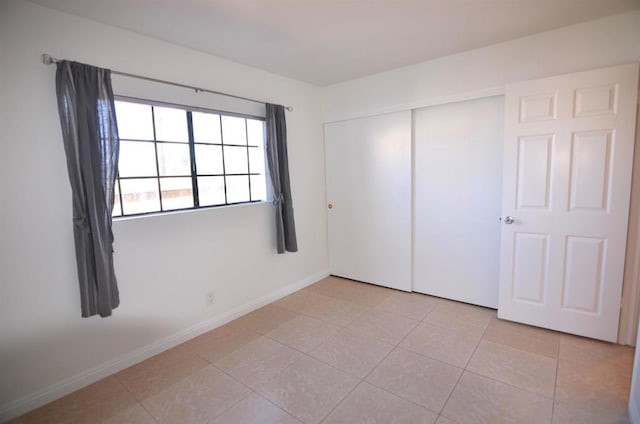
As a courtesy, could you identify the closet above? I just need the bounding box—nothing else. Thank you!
[324,63,639,342]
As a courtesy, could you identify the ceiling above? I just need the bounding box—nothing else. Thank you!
[29,0,640,86]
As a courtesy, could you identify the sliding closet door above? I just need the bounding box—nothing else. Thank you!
[324,111,412,291]
[413,97,504,308]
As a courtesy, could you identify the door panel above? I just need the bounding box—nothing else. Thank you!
[499,64,639,342]
[512,232,549,304]
[413,96,504,308]
[324,111,412,291]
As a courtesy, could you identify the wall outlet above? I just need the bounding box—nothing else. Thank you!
[206,291,215,307]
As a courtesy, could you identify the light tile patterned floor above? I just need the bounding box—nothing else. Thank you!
[12,276,635,424]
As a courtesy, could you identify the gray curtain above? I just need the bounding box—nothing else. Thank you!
[265,103,298,253]
[56,61,120,317]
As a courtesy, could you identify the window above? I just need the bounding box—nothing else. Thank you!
[112,99,268,217]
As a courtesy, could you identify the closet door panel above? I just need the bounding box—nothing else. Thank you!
[414,96,504,308]
[324,111,412,291]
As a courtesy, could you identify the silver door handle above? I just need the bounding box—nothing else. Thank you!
[501,216,515,224]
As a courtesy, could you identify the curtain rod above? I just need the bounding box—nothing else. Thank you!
[41,54,293,112]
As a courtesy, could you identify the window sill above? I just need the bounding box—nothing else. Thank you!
[112,200,271,222]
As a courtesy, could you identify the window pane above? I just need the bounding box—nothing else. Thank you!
[192,112,221,144]
[160,177,193,211]
[195,144,223,175]
[224,146,249,174]
[198,176,225,206]
[157,143,191,176]
[118,141,157,177]
[247,119,265,147]
[154,106,188,142]
[120,178,160,215]
[112,182,122,217]
[221,116,247,145]
[248,146,265,174]
[250,174,267,201]
[226,175,250,203]
[115,101,154,140]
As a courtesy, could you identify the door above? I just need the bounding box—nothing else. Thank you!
[414,96,504,308]
[324,111,412,291]
[499,64,639,342]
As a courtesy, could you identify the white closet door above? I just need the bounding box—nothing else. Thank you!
[499,64,639,342]
[324,111,412,291]
[413,97,504,308]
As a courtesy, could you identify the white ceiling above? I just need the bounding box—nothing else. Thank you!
[29,0,640,86]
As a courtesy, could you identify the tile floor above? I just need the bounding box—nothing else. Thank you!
[11,276,635,424]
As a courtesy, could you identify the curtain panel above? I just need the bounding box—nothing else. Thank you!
[265,103,298,253]
[55,61,120,317]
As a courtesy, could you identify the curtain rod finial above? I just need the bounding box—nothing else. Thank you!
[41,54,54,65]
[285,106,294,112]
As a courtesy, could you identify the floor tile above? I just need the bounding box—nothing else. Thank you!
[557,334,634,414]
[425,302,494,334]
[211,392,301,424]
[215,336,303,389]
[556,354,632,417]
[367,347,462,413]
[267,315,341,353]
[100,403,157,424]
[256,356,359,424]
[484,318,560,358]
[309,327,394,378]
[115,345,208,400]
[552,400,630,424]
[303,297,368,327]
[182,321,261,363]
[323,382,438,424]
[346,308,419,345]
[21,377,136,424]
[275,290,334,315]
[442,372,553,424]
[374,291,439,321]
[401,322,482,367]
[467,340,557,398]
[233,304,300,334]
[559,334,634,365]
[435,416,458,424]
[142,366,249,424]
[306,276,393,308]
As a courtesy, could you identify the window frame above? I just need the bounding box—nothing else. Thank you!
[113,96,269,219]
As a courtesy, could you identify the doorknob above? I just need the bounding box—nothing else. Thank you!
[328,203,333,209]
[501,216,515,224]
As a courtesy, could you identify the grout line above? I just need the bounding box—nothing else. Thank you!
[317,311,423,423]
[550,337,562,422]
[363,377,444,416]
[250,390,304,423]
[113,376,158,424]
[204,390,253,424]
[437,311,493,420]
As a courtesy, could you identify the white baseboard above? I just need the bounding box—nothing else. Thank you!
[631,398,640,424]
[0,269,330,423]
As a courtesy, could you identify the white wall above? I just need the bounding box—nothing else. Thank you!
[322,11,640,123]
[0,0,328,419]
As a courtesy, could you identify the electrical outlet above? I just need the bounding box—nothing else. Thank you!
[206,291,215,307]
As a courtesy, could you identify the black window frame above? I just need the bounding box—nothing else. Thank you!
[113,96,268,218]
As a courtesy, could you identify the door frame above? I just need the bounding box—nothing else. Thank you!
[619,86,640,346]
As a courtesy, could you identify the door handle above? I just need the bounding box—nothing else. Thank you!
[501,216,515,224]
[328,203,333,209]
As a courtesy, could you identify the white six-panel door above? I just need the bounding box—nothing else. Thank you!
[324,111,412,291]
[498,64,639,342]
